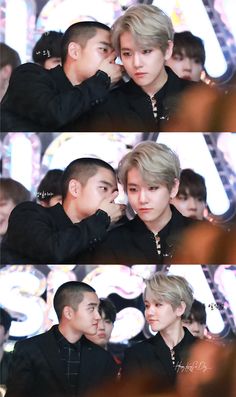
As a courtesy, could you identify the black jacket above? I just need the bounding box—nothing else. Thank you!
[1,202,110,264]
[73,67,195,131]
[122,328,197,386]
[5,326,117,397]
[84,205,194,264]
[1,63,110,132]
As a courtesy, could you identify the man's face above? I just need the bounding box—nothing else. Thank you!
[86,310,114,348]
[144,288,182,333]
[0,197,15,236]
[120,31,172,95]
[44,57,61,70]
[126,167,177,231]
[76,28,113,82]
[166,51,203,82]
[75,167,118,220]
[182,319,206,339]
[69,292,101,335]
[171,189,206,220]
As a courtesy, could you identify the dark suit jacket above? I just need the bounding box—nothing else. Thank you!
[5,326,118,397]
[122,328,196,386]
[73,67,195,132]
[1,202,110,264]
[1,63,110,132]
[84,205,194,264]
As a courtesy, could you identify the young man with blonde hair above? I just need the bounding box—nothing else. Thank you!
[89,141,194,263]
[122,272,197,386]
[85,4,195,131]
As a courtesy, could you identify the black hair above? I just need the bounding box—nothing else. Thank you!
[61,21,110,65]
[0,42,21,69]
[177,168,207,202]
[99,298,117,323]
[53,281,95,321]
[172,31,205,66]
[187,299,207,325]
[32,31,63,65]
[61,157,115,201]
[0,307,12,333]
[37,169,63,204]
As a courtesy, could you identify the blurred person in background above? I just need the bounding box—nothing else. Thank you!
[0,178,31,242]
[86,298,116,350]
[166,31,205,82]
[36,169,63,207]
[182,299,207,339]
[32,31,63,70]
[0,43,21,101]
[171,169,207,220]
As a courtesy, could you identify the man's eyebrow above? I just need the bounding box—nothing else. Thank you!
[121,47,131,51]
[99,180,114,187]
[87,302,98,307]
[99,41,112,48]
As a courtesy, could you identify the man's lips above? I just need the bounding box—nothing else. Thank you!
[97,333,106,338]
[134,72,147,77]
[139,208,152,212]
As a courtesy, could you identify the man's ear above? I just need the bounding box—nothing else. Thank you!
[164,40,173,61]
[176,301,186,318]
[67,42,81,61]
[68,179,81,198]
[63,306,73,320]
[170,178,179,199]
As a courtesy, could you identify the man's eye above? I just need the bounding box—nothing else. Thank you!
[121,52,131,57]
[143,49,152,54]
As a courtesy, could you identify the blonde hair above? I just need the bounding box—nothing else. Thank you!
[144,272,194,319]
[118,141,180,192]
[111,4,174,55]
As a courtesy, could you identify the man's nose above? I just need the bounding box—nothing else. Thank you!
[188,197,198,210]
[183,57,192,71]
[139,189,148,203]
[95,310,101,320]
[133,52,142,68]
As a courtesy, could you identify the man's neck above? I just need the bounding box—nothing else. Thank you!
[160,322,185,350]
[58,324,82,344]
[63,200,82,224]
[142,67,168,98]
[144,205,172,235]
[63,62,82,86]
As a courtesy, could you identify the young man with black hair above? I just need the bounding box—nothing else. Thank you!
[171,168,207,220]
[1,21,122,131]
[166,31,205,82]
[5,281,118,397]
[2,157,124,264]
[182,299,207,339]
[86,298,116,350]
[0,307,12,387]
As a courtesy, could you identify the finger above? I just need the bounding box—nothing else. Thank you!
[110,191,119,202]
